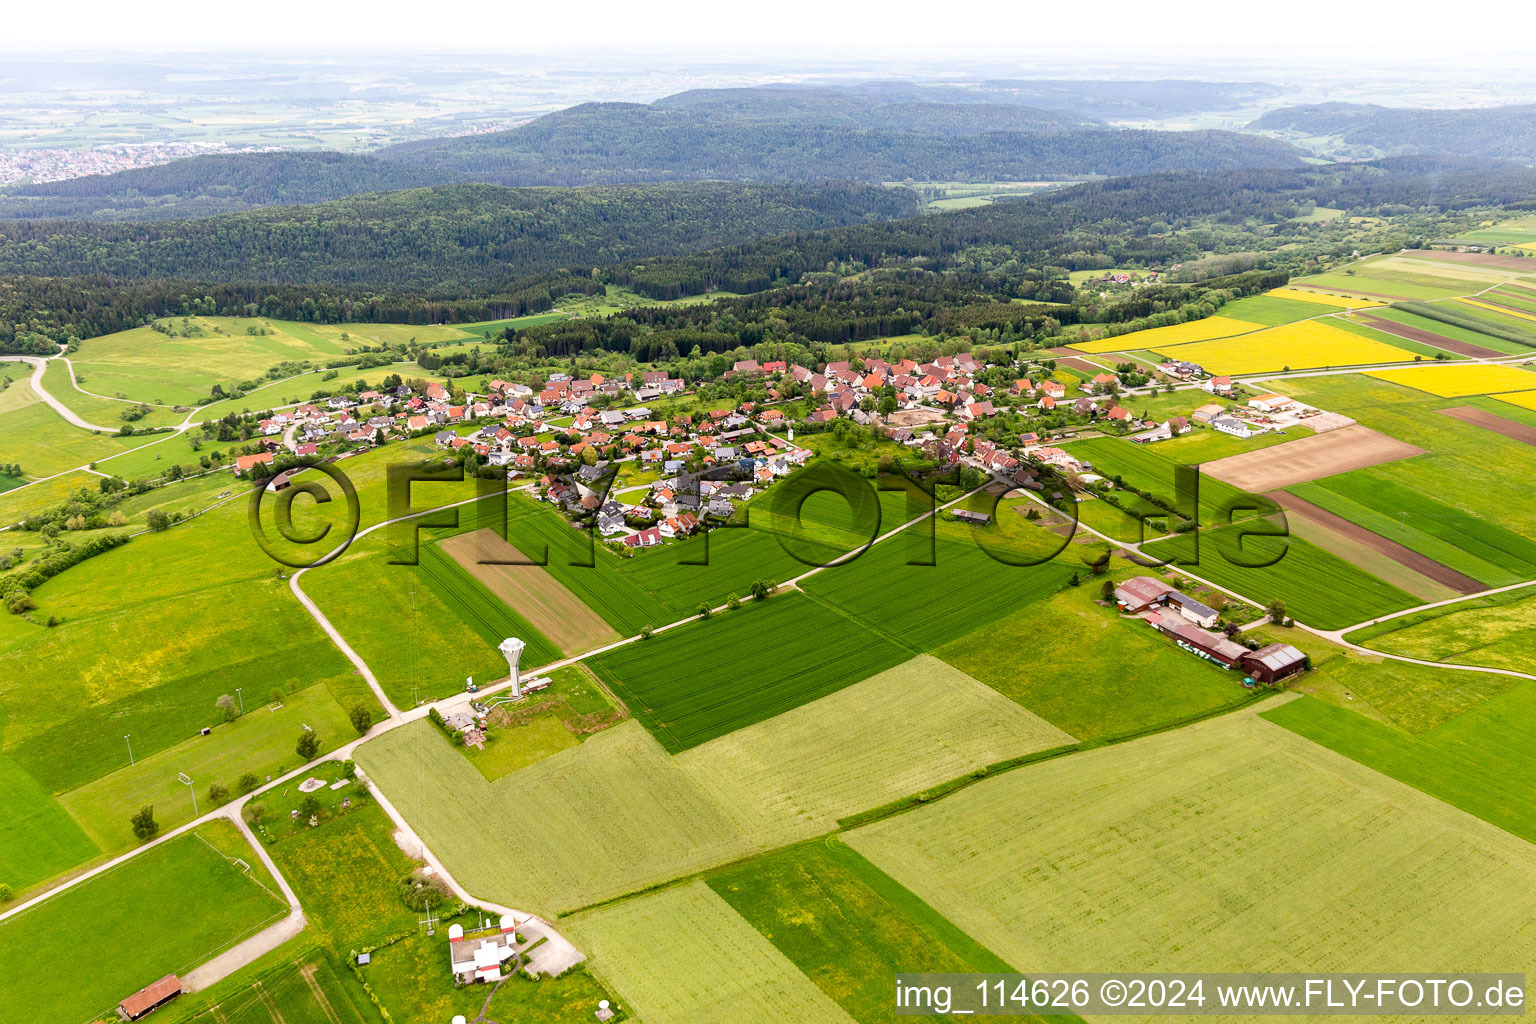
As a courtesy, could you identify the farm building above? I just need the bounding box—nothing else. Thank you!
[1249,394,1295,413]
[1212,415,1255,439]
[1114,576,1221,628]
[1113,576,1174,613]
[117,975,183,1020]
[1191,403,1226,424]
[1240,643,1308,684]
[952,509,992,525]
[1149,615,1249,668]
[448,917,522,984]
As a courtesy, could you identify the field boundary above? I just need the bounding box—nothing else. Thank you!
[1269,491,1485,595]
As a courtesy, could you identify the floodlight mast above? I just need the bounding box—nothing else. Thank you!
[178,772,197,817]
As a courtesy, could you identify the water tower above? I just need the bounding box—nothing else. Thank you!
[499,637,526,698]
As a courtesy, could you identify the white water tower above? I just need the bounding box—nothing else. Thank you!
[499,637,526,697]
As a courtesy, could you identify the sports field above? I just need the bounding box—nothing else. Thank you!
[1365,363,1536,396]
[1264,286,1383,308]
[0,824,289,1024]
[1069,315,1260,353]
[676,657,1073,842]
[846,706,1536,977]
[590,593,910,752]
[1152,319,1415,374]
[568,882,855,1024]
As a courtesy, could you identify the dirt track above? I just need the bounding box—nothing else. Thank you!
[439,529,621,654]
[1437,406,1536,447]
[1354,313,1508,359]
[1269,491,1486,595]
[1201,425,1425,492]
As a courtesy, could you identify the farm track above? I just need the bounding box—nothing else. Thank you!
[1267,491,1486,595]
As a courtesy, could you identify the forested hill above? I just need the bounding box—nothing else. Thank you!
[2,152,444,220]
[0,83,1307,221]
[377,102,1306,185]
[0,180,917,291]
[1253,103,1536,161]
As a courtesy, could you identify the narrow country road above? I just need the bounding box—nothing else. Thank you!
[0,354,117,432]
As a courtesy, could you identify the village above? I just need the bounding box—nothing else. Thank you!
[217,342,1354,560]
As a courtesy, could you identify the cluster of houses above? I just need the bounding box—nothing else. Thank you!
[1112,575,1307,683]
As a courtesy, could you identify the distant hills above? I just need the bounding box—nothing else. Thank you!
[1253,103,1536,161]
[0,81,1307,221]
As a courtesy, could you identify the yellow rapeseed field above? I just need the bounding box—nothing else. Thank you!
[1069,315,1261,353]
[1266,286,1386,308]
[1366,363,1536,397]
[1152,320,1414,374]
[1492,389,1536,412]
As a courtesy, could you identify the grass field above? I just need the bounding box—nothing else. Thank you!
[0,823,289,1024]
[188,956,368,1024]
[359,651,1082,916]
[707,839,1048,1024]
[590,593,911,752]
[1365,362,1536,396]
[566,881,856,1024]
[1,572,365,797]
[1152,319,1416,374]
[847,705,1536,977]
[1069,315,1261,353]
[1264,686,1536,845]
[358,719,758,915]
[675,657,1073,843]
[0,381,154,480]
[935,575,1258,740]
[1216,293,1336,327]
[0,751,98,893]
[1264,286,1384,308]
[1353,589,1536,674]
[263,801,418,949]
[67,316,473,406]
[1278,376,1536,547]
[1287,474,1536,587]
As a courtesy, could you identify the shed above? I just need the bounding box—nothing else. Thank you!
[1241,643,1308,684]
[118,975,183,1020]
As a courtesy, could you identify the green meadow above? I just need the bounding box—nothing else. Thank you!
[936,574,1257,740]
[0,822,289,1024]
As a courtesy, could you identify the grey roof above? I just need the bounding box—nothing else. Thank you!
[1245,643,1306,671]
[1169,591,1218,620]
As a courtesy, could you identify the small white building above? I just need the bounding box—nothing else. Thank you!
[1211,415,1254,439]
[448,916,522,984]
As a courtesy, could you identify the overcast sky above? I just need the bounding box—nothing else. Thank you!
[7,0,1535,61]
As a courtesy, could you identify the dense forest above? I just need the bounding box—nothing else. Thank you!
[5,158,1533,355]
[377,103,1306,185]
[0,84,1307,221]
[1253,103,1536,161]
[0,181,916,290]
